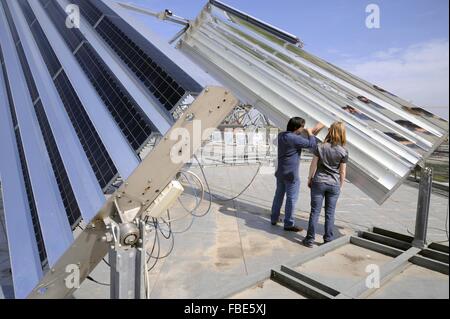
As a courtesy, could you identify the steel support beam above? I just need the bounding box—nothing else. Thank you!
[26,86,238,299]
[412,167,433,248]
[109,221,146,299]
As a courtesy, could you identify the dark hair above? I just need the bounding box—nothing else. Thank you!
[287,117,305,132]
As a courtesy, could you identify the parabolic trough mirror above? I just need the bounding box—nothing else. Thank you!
[178,0,449,205]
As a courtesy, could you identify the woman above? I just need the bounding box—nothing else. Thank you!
[302,122,348,248]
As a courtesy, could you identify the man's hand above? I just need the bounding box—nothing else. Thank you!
[308,178,313,189]
[305,128,314,136]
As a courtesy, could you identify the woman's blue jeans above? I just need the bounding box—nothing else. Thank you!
[271,178,300,228]
[304,182,341,244]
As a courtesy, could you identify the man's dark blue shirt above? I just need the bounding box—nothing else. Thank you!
[275,131,317,182]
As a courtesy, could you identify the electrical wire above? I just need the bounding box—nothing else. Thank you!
[76,156,263,292]
[86,276,109,287]
[195,155,262,203]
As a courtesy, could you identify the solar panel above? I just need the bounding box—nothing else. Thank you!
[34,100,82,228]
[1,1,39,102]
[17,1,62,77]
[3,0,82,230]
[74,43,155,151]
[18,0,119,191]
[0,43,47,268]
[94,16,186,111]
[1,0,233,299]
[40,0,160,153]
[72,0,200,112]
[39,0,84,52]
[74,0,103,25]
[179,0,449,204]
[53,72,119,190]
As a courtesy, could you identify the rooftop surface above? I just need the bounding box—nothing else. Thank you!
[1,161,448,299]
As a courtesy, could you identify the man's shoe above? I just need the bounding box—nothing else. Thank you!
[271,218,282,226]
[284,226,303,232]
[302,240,314,248]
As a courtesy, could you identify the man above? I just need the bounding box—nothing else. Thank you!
[271,117,324,232]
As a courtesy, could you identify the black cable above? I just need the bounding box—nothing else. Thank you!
[86,276,109,286]
[195,154,262,203]
[146,219,159,264]
[146,219,161,272]
[158,212,172,240]
[146,218,175,261]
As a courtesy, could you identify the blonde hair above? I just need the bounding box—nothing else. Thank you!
[324,122,346,146]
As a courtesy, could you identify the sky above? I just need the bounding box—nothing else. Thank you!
[125,0,449,119]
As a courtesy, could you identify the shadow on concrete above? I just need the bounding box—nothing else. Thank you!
[182,184,347,246]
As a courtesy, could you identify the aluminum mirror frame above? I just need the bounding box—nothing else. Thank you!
[178,0,449,204]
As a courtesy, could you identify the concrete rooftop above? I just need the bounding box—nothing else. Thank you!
[0,161,448,299]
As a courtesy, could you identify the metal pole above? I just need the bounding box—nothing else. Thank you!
[109,222,145,299]
[412,167,433,248]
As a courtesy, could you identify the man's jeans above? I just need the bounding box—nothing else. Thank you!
[271,178,300,228]
[304,182,341,244]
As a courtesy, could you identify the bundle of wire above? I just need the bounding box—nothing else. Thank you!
[142,155,262,298]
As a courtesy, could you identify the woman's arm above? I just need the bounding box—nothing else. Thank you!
[308,156,319,188]
[339,163,347,189]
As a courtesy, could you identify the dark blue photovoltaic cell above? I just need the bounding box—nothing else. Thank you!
[18,0,62,77]
[53,72,118,189]
[15,130,48,266]
[39,0,84,52]
[19,0,119,190]
[6,0,82,229]
[1,0,39,102]
[74,44,154,151]
[40,0,156,152]
[76,0,103,25]
[73,0,187,111]
[34,100,82,228]
[96,17,186,111]
[17,0,36,24]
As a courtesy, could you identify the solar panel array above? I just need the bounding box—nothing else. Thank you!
[40,0,156,153]
[53,72,119,189]
[3,0,83,234]
[72,0,198,112]
[18,0,119,191]
[74,44,154,151]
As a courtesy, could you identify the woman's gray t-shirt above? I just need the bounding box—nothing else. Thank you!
[313,143,348,186]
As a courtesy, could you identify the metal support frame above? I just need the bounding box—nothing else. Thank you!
[26,86,238,299]
[206,226,449,299]
[115,2,189,27]
[109,220,146,299]
[413,167,433,248]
